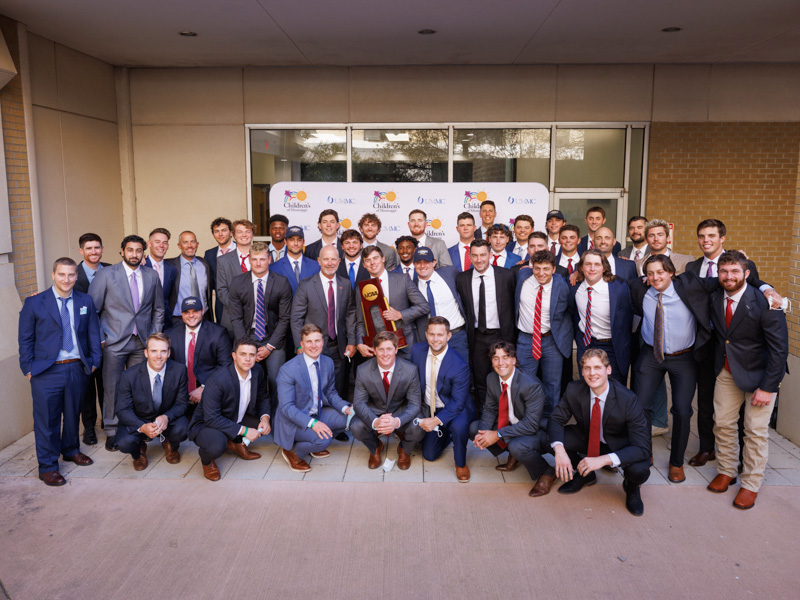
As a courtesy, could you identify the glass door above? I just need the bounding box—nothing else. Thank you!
[553,192,626,241]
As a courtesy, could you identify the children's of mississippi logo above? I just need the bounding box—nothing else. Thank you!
[373,190,399,210]
[284,190,309,208]
[464,190,488,209]
[426,218,445,237]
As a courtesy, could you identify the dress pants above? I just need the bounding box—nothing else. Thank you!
[31,361,88,473]
[516,331,563,422]
[254,344,284,420]
[324,337,349,402]
[284,406,348,460]
[116,416,189,458]
[350,414,425,454]
[471,329,504,415]
[193,414,260,465]
[634,347,697,467]
[418,410,471,467]
[102,335,146,437]
[468,420,550,480]
[713,369,776,493]
[80,367,105,431]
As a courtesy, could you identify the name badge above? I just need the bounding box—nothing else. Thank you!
[80,307,88,315]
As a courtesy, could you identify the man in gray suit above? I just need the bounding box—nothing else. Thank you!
[408,208,452,269]
[359,213,400,272]
[89,234,165,450]
[350,331,424,470]
[618,215,649,262]
[215,219,255,336]
[355,245,430,359]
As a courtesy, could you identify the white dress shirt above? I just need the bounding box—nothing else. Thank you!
[122,263,145,303]
[149,257,165,285]
[700,250,723,278]
[630,244,648,262]
[417,273,465,330]
[400,264,416,279]
[345,256,361,276]
[547,236,561,256]
[551,383,620,466]
[471,267,500,329]
[576,279,612,340]
[375,269,391,303]
[491,250,509,267]
[146,363,167,395]
[217,241,236,258]
[724,284,747,318]
[303,352,321,416]
[425,347,447,410]
[558,252,579,272]
[518,277,552,334]
[237,248,251,272]
[236,368,252,423]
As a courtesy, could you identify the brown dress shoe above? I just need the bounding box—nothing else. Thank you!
[132,453,149,471]
[202,461,221,481]
[368,440,384,469]
[707,473,737,493]
[282,449,312,472]
[668,464,686,483]
[63,452,93,466]
[496,455,520,472]
[397,446,411,470]
[162,440,181,464]
[39,471,66,486]
[227,440,260,460]
[309,450,330,459]
[529,473,556,497]
[733,488,757,510]
[455,463,470,482]
[688,451,716,467]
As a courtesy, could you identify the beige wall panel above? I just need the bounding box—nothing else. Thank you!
[132,125,246,250]
[130,68,244,126]
[28,33,58,110]
[244,67,349,123]
[709,64,800,121]
[31,106,70,269]
[652,65,711,122]
[55,44,117,122]
[349,66,557,123]
[60,113,124,262]
[556,65,653,122]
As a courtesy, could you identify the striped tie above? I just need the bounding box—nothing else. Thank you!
[59,297,73,352]
[254,279,266,340]
[531,285,542,360]
[583,287,593,347]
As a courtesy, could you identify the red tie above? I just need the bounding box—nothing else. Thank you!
[583,287,593,347]
[493,254,500,266]
[589,239,594,250]
[497,381,509,450]
[382,371,391,395]
[464,246,471,270]
[724,297,733,371]
[550,242,556,254]
[588,397,601,457]
[240,254,249,273]
[531,286,543,360]
[187,331,197,393]
[567,258,573,274]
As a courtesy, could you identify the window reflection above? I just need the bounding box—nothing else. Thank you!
[352,129,448,182]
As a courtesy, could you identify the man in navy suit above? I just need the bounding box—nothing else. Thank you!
[304,209,344,260]
[448,212,476,273]
[271,226,320,294]
[143,227,177,316]
[568,250,633,384]
[274,324,354,472]
[166,231,213,326]
[594,227,637,281]
[515,250,573,423]
[392,235,419,279]
[165,296,232,418]
[487,224,522,269]
[474,200,496,240]
[115,333,189,470]
[337,229,370,290]
[188,337,272,481]
[576,206,621,257]
[19,258,102,486]
[556,224,581,275]
[412,317,473,482]
[202,217,235,323]
[507,215,534,258]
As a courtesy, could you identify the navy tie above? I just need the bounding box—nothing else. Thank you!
[426,280,436,317]
[153,373,163,412]
[348,262,356,290]
[59,297,74,352]
[313,360,321,415]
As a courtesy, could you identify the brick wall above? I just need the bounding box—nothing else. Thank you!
[647,122,800,296]
[0,17,36,298]
[788,148,800,357]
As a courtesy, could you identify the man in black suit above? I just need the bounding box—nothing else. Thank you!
[227,241,292,417]
[337,229,370,290]
[166,230,213,326]
[188,337,272,481]
[707,251,788,510]
[471,342,555,497]
[115,333,189,470]
[456,239,516,412]
[165,296,232,419]
[550,349,651,516]
[618,216,649,262]
[202,217,235,324]
[75,232,110,445]
[304,209,343,261]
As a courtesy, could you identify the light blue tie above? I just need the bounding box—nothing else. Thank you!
[153,373,163,412]
[59,297,73,352]
[313,360,321,416]
[348,262,356,290]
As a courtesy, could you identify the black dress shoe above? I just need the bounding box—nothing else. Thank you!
[623,480,644,516]
[105,435,118,452]
[334,432,349,442]
[557,472,597,495]
[82,428,97,445]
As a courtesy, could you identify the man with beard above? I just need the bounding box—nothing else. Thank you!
[619,216,649,262]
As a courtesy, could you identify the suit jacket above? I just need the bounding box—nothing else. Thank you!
[549,380,650,467]
[227,271,293,349]
[291,274,357,354]
[18,288,102,377]
[215,249,249,333]
[491,251,521,269]
[515,269,573,359]
[188,364,270,440]
[375,241,400,272]
[271,254,321,294]
[202,246,225,322]
[115,361,189,429]
[165,321,232,387]
[568,278,633,376]
[637,251,693,276]
[618,245,649,261]
[711,284,788,393]
[448,243,467,272]
[421,236,453,268]
[354,270,430,348]
[506,240,528,258]
[578,235,621,257]
[685,255,760,281]
[477,369,545,439]
[304,238,344,261]
[274,353,349,448]
[75,261,110,294]
[89,262,165,350]
[611,256,638,282]
[411,343,473,426]
[456,266,517,347]
[352,357,421,427]
[165,256,213,320]
[414,266,465,342]
[337,260,371,289]
[144,256,177,316]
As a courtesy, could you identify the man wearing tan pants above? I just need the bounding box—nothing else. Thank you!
[707,251,787,510]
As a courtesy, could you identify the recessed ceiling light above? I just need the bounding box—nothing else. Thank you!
[179,31,198,37]
[661,27,682,33]
[418,29,437,35]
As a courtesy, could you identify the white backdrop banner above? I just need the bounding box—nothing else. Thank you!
[270,182,549,247]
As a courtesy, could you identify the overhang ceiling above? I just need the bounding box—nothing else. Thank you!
[1,0,799,67]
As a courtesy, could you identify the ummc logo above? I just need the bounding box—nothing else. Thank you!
[327,196,355,205]
[284,190,309,209]
[386,225,401,232]
[417,196,446,205]
[464,190,487,210]
[507,196,536,205]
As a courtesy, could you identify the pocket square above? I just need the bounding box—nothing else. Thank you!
[80,306,88,315]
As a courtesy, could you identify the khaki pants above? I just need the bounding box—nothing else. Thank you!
[713,369,776,492]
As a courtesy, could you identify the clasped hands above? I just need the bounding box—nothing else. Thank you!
[372,413,401,435]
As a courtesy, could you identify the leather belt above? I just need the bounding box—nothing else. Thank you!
[450,325,465,334]
[55,359,81,365]
[541,331,552,338]
[592,337,613,343]
[666,347,692,357]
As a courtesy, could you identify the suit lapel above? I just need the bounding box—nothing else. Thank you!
[336,278,348,320]
[373,360,388,404]
[139,365,155,412]
[173,326,187,363]
[116,264,136,312]
[43,288,62,326]
[581,383,592,430]
[608,280,618,329]
[727,286,754,336]
[602,383,615,430]
[313,276,327,313]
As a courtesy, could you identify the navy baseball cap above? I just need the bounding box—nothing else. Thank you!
[181,296,202,312]
[286,225,304,239]
[546,210,565,221]
[413,247,435,262]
